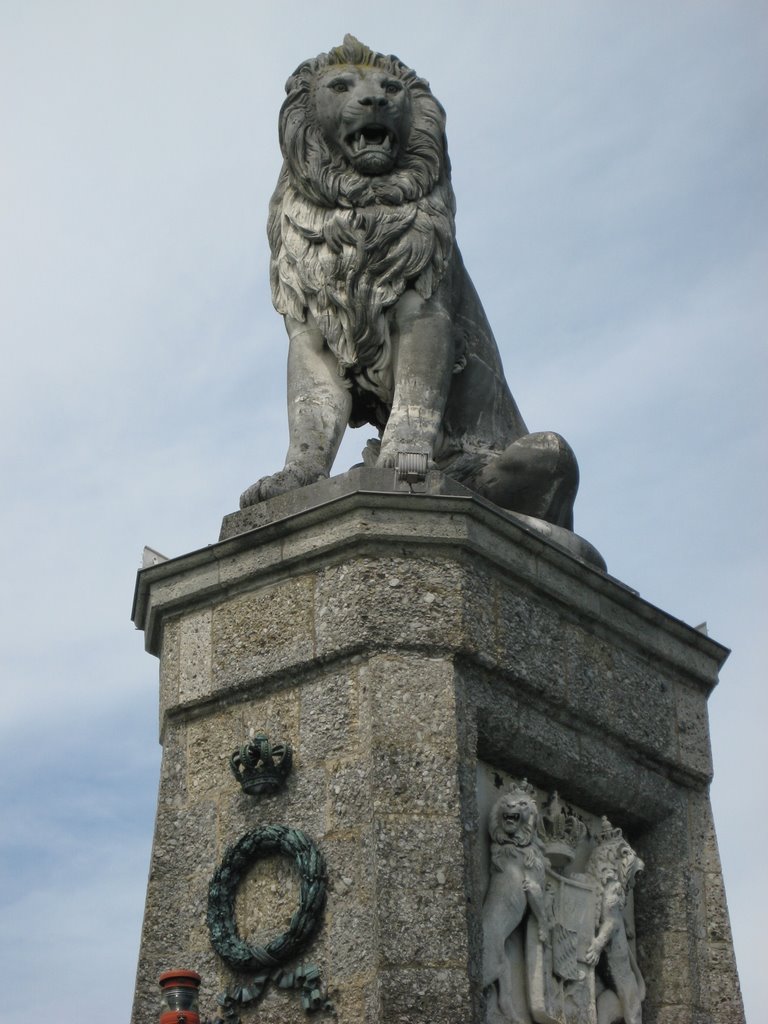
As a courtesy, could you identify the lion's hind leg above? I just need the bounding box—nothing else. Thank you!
[476,431,579,529]
[482,891,532,1024]
[496,930,533,1024]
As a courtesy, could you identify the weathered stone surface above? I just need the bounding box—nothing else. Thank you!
[563,629,679,765]
[178,608,212,704]
[378,966,473,1022]
[211,577,316,691]
[158,614,180,724]
[132,480,742,1023]
[374,817,468,967]
[675,683,713,780]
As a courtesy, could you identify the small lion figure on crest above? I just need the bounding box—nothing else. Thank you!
[585,819,646,1024]
[482,782,552,1023]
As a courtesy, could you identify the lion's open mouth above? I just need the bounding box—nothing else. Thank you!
[500,809,534,846]
[346,126,396,152]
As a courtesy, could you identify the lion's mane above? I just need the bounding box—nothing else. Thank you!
[268,36,457,423]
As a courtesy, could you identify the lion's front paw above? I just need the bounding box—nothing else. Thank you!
[376,451,397,470]
[584,941,602,966]
[239,479,268,508]
[375,442,400,469]
[239,464,326,507]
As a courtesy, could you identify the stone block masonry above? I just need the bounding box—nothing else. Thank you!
[131,469,743,1023]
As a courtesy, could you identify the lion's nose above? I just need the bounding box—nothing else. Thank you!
[358,93,387,108]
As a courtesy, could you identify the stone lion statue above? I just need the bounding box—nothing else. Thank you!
[585,820,646,1024]
[239,35,580,530]
[482,785,552,1023]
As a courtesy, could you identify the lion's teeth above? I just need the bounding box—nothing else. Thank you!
[382,135,391,151]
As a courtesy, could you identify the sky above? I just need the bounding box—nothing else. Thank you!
[0,1,765,1020]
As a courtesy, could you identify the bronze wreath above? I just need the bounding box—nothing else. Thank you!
[207,825,327,972]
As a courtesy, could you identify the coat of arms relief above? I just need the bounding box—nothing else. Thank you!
[477,768,645,1024]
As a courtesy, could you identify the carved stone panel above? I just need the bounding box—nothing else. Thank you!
[477,764,645,1024]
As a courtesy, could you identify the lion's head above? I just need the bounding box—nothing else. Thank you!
[489,788,540,849]
[268,36,456,416]
[587,819,644,903]
[277,34,450,207]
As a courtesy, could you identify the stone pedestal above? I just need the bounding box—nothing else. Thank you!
[131,469,743,1024]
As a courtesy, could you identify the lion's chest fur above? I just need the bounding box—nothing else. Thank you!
[269,181,455,402]
[486,841,546,917]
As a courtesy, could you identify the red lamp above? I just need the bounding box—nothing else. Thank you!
[158,970,201,1024]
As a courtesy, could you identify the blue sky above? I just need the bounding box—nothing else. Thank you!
[1,2,765,1020]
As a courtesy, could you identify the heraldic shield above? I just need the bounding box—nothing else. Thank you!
[526,869,600,1024]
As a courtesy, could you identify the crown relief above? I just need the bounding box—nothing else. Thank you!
[537,789,588,868]
[229,734,293,796]
[595,815,625,845]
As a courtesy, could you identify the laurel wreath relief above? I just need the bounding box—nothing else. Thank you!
[206,825,330,1020]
